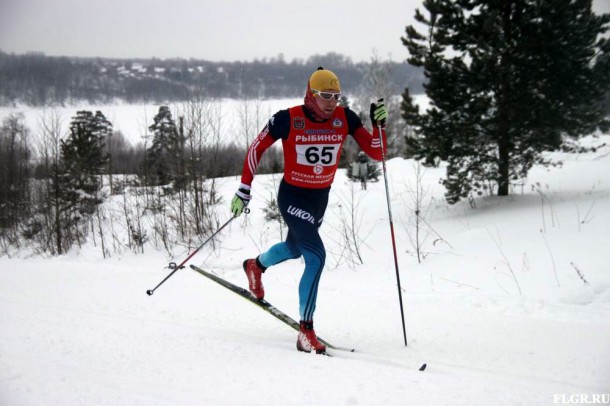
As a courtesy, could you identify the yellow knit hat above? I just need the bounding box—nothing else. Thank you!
[309,67,341,92]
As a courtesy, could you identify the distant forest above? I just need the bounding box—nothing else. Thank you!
[0,51,424,106]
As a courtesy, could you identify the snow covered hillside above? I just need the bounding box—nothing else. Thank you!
[1,129,609,405]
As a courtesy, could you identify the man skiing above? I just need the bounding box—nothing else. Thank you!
[231,67,388,354]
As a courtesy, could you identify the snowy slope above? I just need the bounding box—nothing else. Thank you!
[1,129,609,405]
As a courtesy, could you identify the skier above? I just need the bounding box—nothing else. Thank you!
[230,67,388,354]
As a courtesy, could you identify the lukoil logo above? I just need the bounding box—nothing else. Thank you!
[287,205,315,225]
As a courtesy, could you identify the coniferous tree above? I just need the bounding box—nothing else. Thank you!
[61,111,110,217]
[401,0,610,203]
[145,106,181,186]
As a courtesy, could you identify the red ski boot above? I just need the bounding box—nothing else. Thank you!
[243,258,265,299]
[296,321,326,354]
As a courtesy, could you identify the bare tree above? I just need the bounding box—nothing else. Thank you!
[325,182,370,270]
[32,108,66,254]
[0,113,31,249]
[355,51,405,158]
[402,161,451,263]
[236,95,266,151]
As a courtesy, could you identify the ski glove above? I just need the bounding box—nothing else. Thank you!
[231,185,251,217]
[370,99,388,127]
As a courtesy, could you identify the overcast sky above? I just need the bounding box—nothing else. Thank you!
[1,0,609,63]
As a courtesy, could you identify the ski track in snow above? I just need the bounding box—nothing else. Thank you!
[2,259,607,405]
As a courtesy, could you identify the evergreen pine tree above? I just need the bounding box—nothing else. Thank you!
[61,110,110,216]
[401,0,610,203]
[146,106,181,186]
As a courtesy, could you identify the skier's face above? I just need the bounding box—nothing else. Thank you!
[314,89,340,116]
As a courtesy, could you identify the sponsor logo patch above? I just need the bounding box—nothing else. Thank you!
[287,205,316,225]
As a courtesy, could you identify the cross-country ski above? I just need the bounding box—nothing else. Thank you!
[190,264,355,354]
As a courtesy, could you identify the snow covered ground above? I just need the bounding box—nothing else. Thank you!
[1,107,609,404]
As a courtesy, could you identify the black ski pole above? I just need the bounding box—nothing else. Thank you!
[377,99,408,346]
[146,213,242,296]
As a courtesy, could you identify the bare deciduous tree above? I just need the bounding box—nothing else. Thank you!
[0,113,31,250]
[354,51,406,158]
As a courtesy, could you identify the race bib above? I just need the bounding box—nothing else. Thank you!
[295,144,341,166]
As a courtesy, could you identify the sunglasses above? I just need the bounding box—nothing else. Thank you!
[312,89,341,101]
